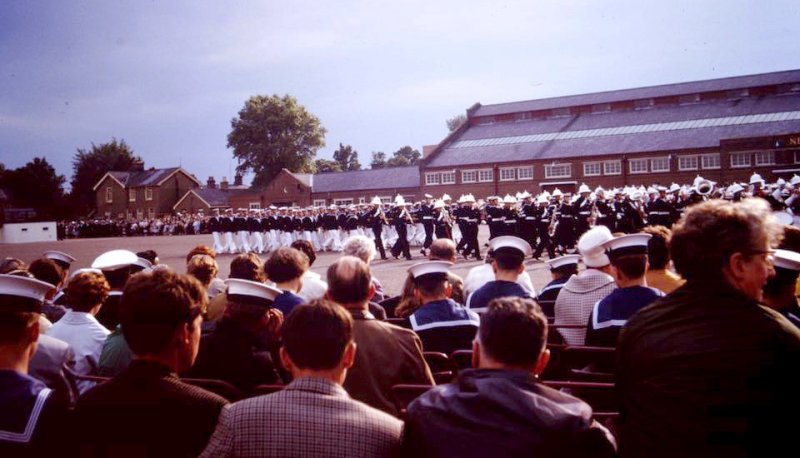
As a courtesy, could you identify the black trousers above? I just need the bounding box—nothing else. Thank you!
[372,225,386,259]
[533,227,555,258]
[423,222,434,249]
[391,224,412,259]
[463,224,481,259]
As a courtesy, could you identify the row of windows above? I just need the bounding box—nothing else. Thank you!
[424,151,784,183]
[105,187,154,203]
[125,208,156,219]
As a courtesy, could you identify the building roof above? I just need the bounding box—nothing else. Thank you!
[310,166,420,193]
[93,167,202,190]
[173,187,249,210]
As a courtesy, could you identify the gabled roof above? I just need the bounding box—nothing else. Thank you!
[310,166,419,193]
[173,187,249,210]
[93,167,202,191]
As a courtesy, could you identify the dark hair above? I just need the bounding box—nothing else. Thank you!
[551,264,578,278]
[643,225,671,270]
[187,255,218,287]
[327,257,371,304]
[281,299,353,370]
[0,310,38,346]
[414,275,448,298]
[120,268,206,356]
[28,258,64,287]
[66,271,110,312]
[136,250,158,264]
[229,253,265,282]
[612,254,647,279]
[479,297,547,368]
[186,245,216,264]
[291,240,317,266]
[493,248,524,271]
[265,248,309,283]
[103,266,132,289]
[429,239,456,261]
[764,225,800,298]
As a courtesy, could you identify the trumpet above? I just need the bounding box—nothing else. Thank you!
[696,179,715,196]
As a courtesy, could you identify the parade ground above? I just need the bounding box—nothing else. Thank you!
[0,226,555,297]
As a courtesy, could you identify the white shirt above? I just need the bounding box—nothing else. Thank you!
[47,310,110,393]
[462,263,536,298]
[297,271,328,302]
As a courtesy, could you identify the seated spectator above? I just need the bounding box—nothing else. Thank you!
[0,274,71,455]
[642,225,684,294]
[343,235,386,302]
[46,270,110,394]
[467,236,533,313]
[206,253,266,322]
[187,254,219,301]
[586,233,663,347]
[327,256,434,415]
[463,249,535,298]
[28,258,67,323]
[75,268,228,456]
[537,255,580,318]
[91,249,138,331]
[42,250,76,305]
[763,249,800,328]
[186,245,225,298]
[617,199,800,457]
[136,250,159,266]
[200,301,403,457]
[554,226,616,345]
[395,238,465,318]
[0,257,27,275]
[408,261,479,355]
[186,279,284,389]
[96,319,132,378]
[265,247,308,316]
[402,297,616,457]
[292,239,329,302]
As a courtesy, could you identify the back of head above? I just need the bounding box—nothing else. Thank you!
[136,250,158,265]
[120,268,206,356]
[186,245,216,264]
[327,256,372,305]
[0,258,27,275]
[429,239,457,262]
[265,247,309,283]
[479,297,547,369]
[229,253,265,282]
[764,225,800,298]
[611,254,648,280]
[282,299,353,370]
[642,225,671,270]
[291,239,317,266]
[493,247,524,272]
[187,254,218,287]
[28,258,64,288]
[342,235,376,264]
[66,271,110,313]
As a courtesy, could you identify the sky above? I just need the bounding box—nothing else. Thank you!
[2,0,800,189]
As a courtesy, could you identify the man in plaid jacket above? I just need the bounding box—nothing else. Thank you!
[200,301,403,458]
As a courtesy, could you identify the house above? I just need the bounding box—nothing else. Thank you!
[173,176,250,213]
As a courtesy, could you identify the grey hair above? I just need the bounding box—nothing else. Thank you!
[342,235,376,263]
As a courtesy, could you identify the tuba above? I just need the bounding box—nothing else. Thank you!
[693,175,715,196]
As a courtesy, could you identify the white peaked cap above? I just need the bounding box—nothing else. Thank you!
[0,274,54,311]
[578,226,614,267]
[515,192,523,199]
[728,183,745,195]
[433,200,445,209]
[773,249,800,271]
[503,194,516,204]
[464,194,476,203]
[488,195,499,201]
[750,173,765,185]
[602,233,653,257]
[442,194,452,201]
[43,250,76,267]
[552,188,563,197]
[520,191,532,199]
[225,278,282,307]
[394,194,404,203]
[407,261,453,280]
[134,257,153,271]
[595,186,605,195]
[578,183,591,194]
[545,254,581,269]
[791,175,800,186]
[371,196,382,205]
[91,250,138,271]
[536,195,549,204]
[669,183,680,193]
[424,194,433,199]
[777,178,786,187]
[489,236,533,257]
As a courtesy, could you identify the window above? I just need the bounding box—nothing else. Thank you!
[129,189,136,202]
[730,152,751,168]
[462,170,477,183]
[515,112,532,122]
[478,169,494,182]
[755,151,775,166]
[334,198,353,206]
[517,166,533,180]
[425,173,441,185]
[701,153,720,169]
[604,160,622,175]
[500,168,516,181]
[379,196,392,204]
[629,159,648,174]
[249,202,261,210]
[136,209,143,220]
[794,151,800,164]
[313,199,326,207]
[583,162,602,177]
[441,171,456,184]
[147,208,154,219]
[678,155,699,171]
[650,157,670,172]
[105,187,113,203]
[544,164,571,178]
[358,197,366,204]
[145,187,153,201]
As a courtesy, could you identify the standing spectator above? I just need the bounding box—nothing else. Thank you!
[642,225,684,294]
[265,247,308,316]
[75,268,228,457]
[617,199,800,457]
[200,301,403,457]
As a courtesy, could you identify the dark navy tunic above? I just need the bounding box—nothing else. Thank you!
[410,299,480,355]
[586,285,664,347]
[0,371,65,455]
[467,280,530,313]
[536,276,571,318]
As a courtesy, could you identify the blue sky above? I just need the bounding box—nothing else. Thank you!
[2,0,800,188]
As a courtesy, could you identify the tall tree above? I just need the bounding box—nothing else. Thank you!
[0,157,67,218]
[446,113,467,132]
[314,159,342,173]
[70,138,141,215]
[386,145,421,167]
[228,94,326,187]
[370,151,387,169]
[332,143,361,171]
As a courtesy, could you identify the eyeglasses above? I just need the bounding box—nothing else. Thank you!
[745,249,776,265]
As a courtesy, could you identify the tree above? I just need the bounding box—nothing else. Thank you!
[0,157,67,218]
[314,159,342,173]
[228,94,326,187]
[332,143,361,171]
[70,138,141,215]
[386,145,421,167]
[370,151,387,169]
[446,113,467,132]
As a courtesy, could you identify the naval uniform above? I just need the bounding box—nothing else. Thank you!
[536,276,570,319]
[0,371,69,456]
[466,280,530,314]
[419,203,435,251]
[485,205,504,239]
[586,285,664,347]
[409,299,480,355]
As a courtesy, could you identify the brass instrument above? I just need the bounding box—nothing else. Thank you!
[548,207,558,237]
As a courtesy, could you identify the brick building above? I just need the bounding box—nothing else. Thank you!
[173,176,250,213]
[421,69,800,197]
[93,164,201,219]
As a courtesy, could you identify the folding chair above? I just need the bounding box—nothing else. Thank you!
[390,384,433,417]
[542,380,618,413]
[386,317,411,329]
[423,352,454,384]
[449,349,473,373]
[378,296,401,318]
[182,378,244,401]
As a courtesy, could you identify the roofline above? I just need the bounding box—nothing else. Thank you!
[420,109,476,167]
[92,172,126,191]
[154,168,203,187]
[173,189,209,210]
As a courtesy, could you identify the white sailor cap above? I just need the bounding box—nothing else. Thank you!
[578,226,614,267]
[603,233,652,258]
[424,193,433,199]
[545,254,581,270]
[91,250,138,271]
[407,261,453,282]
[225,278,282,308]
[728,183,745,195]
[68,268,103,280]
[0,274,54,312]
[132,257,153,272]
[489,236,533,257]
[487,195,500,201]
[773,249,800,271]
[43,251,76,269]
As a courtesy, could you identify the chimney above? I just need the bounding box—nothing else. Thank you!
[131,159,145,171]
[234,173,243,187]
[422,145,437,159]
[207,176,216,189]
[220,176,229,190]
